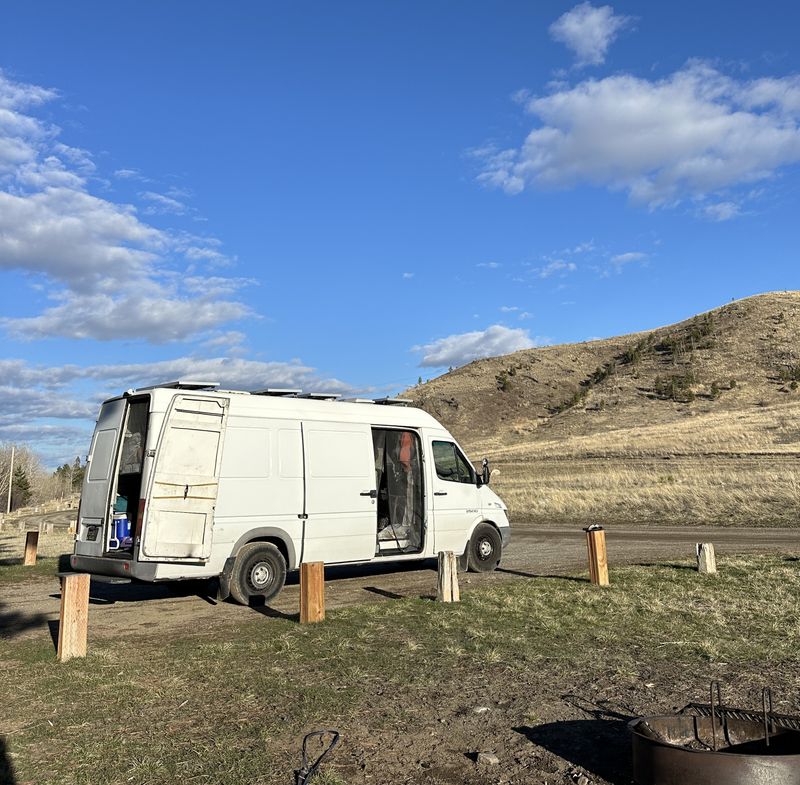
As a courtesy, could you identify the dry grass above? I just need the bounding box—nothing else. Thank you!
[492,459,800,525]
[477,400,800,526]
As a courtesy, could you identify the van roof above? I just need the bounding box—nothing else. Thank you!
[119,384,445,430]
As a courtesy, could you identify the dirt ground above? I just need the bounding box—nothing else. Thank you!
[1,516,797,643]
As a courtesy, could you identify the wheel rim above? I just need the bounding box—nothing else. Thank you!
[250,561,272,589]
[477,538,493,559]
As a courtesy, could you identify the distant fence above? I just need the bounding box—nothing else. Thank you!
[0,494,80,527]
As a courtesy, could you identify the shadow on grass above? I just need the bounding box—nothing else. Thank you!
[496,567,589,583]
[636,562,697,572]
[0,736,16,785]
[0,601,50,642]
[250,602,299,622]
[363,586,404,600]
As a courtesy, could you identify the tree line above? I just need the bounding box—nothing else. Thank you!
[0,444,85,512]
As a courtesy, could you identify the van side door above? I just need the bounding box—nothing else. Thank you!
[302,421,376,564]
[139,395,228,561]
[429,438,480,554]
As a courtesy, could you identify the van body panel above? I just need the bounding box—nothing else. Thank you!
[302,420,376,564]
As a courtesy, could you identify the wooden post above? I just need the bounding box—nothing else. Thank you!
[696,543,717,574]
[45,522,54,535]
[23,530,39,566]
[437,551,460,602]
[585,525,609,586]
[57,573,90,661]
[300,561,325,624]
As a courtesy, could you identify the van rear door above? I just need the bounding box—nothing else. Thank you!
[139,395,227,561]
[75,398,126,556]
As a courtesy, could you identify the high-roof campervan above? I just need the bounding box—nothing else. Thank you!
[71,382,510,604]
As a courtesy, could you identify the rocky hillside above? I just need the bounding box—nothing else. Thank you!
[410,291,800,453]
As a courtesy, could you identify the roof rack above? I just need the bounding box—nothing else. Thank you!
[250,388,302,397]
[343,398,376,404]
[373,397,413,406]
[132,380,220,393]
[296,392,342,400]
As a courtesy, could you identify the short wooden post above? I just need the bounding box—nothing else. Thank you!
[585,525,609,586]
[300,561,325,624]
[45,522,54,535]
[696,543,717,574]
[57,573,90,661]
[23,531,39,566]
[437,551,460,602]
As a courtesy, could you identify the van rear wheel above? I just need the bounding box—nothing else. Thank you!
[466,523,502,573]
[229,542,287,605]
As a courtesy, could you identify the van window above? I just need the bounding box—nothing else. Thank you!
[432,441,474,484]
[88,429,117,482]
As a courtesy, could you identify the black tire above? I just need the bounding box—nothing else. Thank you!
[466,523,502,573]
[229,542,287,605]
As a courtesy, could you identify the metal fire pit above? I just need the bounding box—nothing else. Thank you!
[630,685,800,785]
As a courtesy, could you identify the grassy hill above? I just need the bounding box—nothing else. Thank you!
[409,291,800,526]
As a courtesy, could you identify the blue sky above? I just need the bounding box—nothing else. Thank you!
[1,1,799,465]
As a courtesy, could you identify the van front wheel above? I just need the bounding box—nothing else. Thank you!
[229,542,287,605]
[466,523,502,573]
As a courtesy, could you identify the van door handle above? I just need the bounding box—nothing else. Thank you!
[434,491,447,496]
[360,490,378,498]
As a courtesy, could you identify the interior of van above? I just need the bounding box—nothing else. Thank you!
[372,428,424,555]
[107,397,149,556]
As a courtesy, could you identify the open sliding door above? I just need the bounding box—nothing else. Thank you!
[140,395,227,561]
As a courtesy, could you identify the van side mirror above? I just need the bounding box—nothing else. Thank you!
[481,457,490,486]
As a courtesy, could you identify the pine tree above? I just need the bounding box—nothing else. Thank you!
[11,465,31,510]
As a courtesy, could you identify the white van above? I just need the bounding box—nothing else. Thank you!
[71,382,511,604]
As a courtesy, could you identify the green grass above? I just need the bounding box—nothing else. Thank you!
[1,555,799,784]
[0,556,65,583]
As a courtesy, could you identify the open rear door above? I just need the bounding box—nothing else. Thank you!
[140,395,227,561]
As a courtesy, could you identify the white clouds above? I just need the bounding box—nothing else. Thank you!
[537,259,577,278]
[700,201,742,221]
[477,261,501,268]
[4,292,251,342]
[140,190,188,215]
[0,188,162,289]
[610,251,646,265]
[499,305,519,312]
[113,167,148,181]
[0,71,250,342]
[477,61,800,211]
[413,325,546,368]
[549,3,631,67]
[402,271,414,279]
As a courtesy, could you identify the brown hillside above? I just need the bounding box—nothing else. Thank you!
[409,291,800,527]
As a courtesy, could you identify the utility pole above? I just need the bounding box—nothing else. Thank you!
[6,444,15,514]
